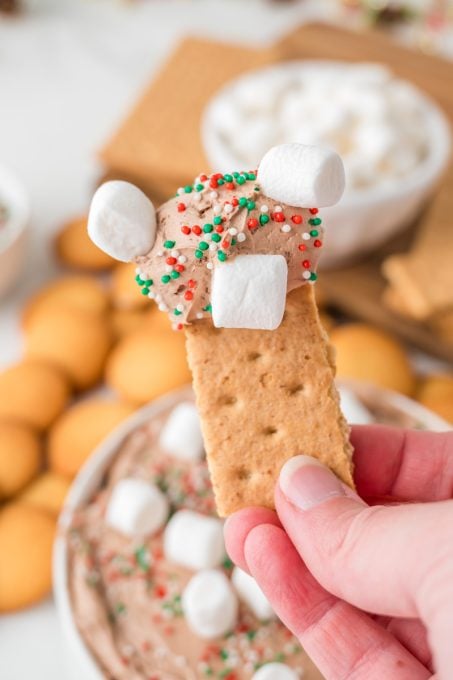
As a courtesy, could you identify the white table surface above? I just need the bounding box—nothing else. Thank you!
[0,2,329,678]
[0,2,449,678]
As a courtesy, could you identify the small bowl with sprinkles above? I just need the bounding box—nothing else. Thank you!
[0,163,30,297]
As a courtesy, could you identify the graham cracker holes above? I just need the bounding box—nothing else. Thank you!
[263,426,278,436]
[247,351,261,361]
[287,383,304,396]
[236,467,251,481]
[218,395,237,407]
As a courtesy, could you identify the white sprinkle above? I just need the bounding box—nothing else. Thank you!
[274,205,283,213]
[177,187,184,195]
[302,232,311,240]
[165,265,173,273]
[171,250,180,258]
[196,312,203,319]
[260,204,269,213]
[302,271,311,280]
[178,255,187,264]
[210,191,218,199]
[193,193,201,202]
[228,227,238,236]
[172,323,178,331]
[157,250,164,257]
[207,262,214,270]
[135,267,141,274]
[159,303,169,312]
[213,204,222,215]
[176,304,184,312]
[155,294,162,303]
[224,204,233,214]
[237,233,246,242]
[281,224,291,233]
[148,291,155,299]
[209,243,218,252]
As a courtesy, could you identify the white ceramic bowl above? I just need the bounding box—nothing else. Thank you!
[0,164,29,297]
[53,383,449,679]
[202,61,452,269]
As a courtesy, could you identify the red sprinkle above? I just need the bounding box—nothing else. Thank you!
[302,259,311,268]
[192,225,202,235]
[215,225,224,233]
[232,197,239,207]
[222,239,230,249]
[248,218,258,230]
[188,279,197,288]
[154,584,167,598]
[225,182,235,190]
[213,173,223,180]
[298,244,307,252]
[181,225,191,235]
[184,290,194,301]
[176,323,183,331]
[166,257,176,265]
[314,239,322,248]
[209,178,218,188]
[199,173,208,181]
[177,203,186,212]
[291,214,302,224]
[273,212,285,223]
[175,264,185,273]
[309,208,319,214]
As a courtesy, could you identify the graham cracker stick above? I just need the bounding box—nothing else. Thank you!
[186,286,353,517]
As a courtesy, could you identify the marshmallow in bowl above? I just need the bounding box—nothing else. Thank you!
[339,386,374,425]
[252,662,299,680]
[159,402,204,461]
[232,567,276,621]
[164,509,226,570]
[182,569,239,639]
[105,478,169,537]
[206,62,432,192]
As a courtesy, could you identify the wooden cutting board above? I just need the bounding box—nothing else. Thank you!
[100,22,453,362]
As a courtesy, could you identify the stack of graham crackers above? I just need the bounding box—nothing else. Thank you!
[98,23,453,362]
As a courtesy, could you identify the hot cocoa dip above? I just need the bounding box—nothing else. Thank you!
[66,389,322,680]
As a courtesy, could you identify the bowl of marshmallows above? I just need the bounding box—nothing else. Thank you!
[202,61,451,268]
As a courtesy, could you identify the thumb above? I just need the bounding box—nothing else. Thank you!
[276,455,453,678]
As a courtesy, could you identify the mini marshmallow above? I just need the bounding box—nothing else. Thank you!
[258,143,345,208]
[164,510,225,570]
[339,387,374,425]
[159,402,204,462]
[252,663,298,680]
[88,180,156,262]
[182,569,238,639]
[106,478,169,537]
[232,567,275,621]
[211,254,287,331]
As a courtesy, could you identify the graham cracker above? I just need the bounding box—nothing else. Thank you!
[186,285,353,517]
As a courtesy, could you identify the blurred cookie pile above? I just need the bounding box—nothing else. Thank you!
[0,215,191,613]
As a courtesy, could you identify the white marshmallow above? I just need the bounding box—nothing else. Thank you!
[88,181,156,262]
[159,402,204,462]
[106,478,169,537]
[339,387,374,425]
[232,567,275,621]
[252,663,299,680]
[182,569,238,639]
[211,254,287,331]
[258,143,345,208]
[164,510,225,570]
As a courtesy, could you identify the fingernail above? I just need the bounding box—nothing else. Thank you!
[279,455,346,510]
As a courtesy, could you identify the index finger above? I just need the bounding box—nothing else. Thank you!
[351,426,453,503]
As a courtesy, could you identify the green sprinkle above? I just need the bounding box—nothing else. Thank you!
[174,309,182,316]
[247,200,255,211]
[223,174,233,182]
[204,667,214,676]
[274,652,286,662]
[233,171,240,178]
[218,251,227,262]
[135,274,144,285]
[213,216,222,225]
[202,304,212,313]
[259,214,269,225]
[195,249,203,259]
[246,630,257,641]
[211,233,221,243]
[247,172,256,180]
[310,229,319,237]
[145,279,153,286]
[203,223,213,233]
[115,602,126,616]
[222,557,233,570]
[310,272,318,281]
[141,287,149,295]
[231,238,237,245]
[309,217,322,226]
[135,545,150,572]
[184,185,193,193]
[217,178,225,185]
[161,275,171,284]
[239,197,248,207]
[199,241,209,251]
[236,176,245,185]
[220,649,229,661]
[164,240,175,249]
[195,183,204,191]
[171,270,180,279]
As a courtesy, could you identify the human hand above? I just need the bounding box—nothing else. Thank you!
[224,425,453,680]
